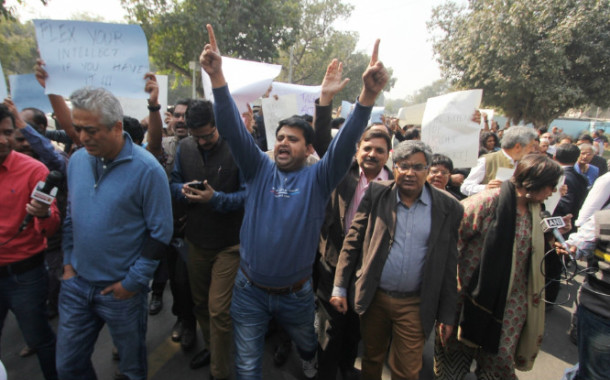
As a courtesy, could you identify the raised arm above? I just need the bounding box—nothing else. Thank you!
[314,59,350,156]
[358,39,389,107]
[144,72,163,158]
[199,24,267,181]
[316,39,389,193]
[200,24,226,89]
[35,59,81,146]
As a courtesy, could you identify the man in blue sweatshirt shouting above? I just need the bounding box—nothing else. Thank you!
[200,24,389,380]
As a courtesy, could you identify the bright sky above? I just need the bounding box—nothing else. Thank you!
[8,0,461,99]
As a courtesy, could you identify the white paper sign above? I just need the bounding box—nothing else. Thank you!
[421,89,483,168]
[33,20,150,98]
[117,75,168,122]
[397,103,426,125]
[340,100,354,119]
[262,94,298,148]
[0,61,7,101]
[202,57,282,113]
[479,108,495,129]
[495,167,515,181]
[269,82,320,117]
[9,74,53,113]
[544,175,566,215]
[370,106,385,124]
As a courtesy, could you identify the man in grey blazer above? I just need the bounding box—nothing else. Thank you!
[331,140,463,380]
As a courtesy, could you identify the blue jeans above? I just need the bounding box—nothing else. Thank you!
[231,268,317,380]
[0,264,57,380]
[56,276,148,380]
[577,305,610,380]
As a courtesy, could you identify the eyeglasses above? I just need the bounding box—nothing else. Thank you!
[429,168,450,176]
[191,128,217,141]
[394,162,429,173]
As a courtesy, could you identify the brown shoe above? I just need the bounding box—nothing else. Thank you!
[19,345,36,357]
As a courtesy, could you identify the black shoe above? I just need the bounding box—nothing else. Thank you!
[341,367,361,380]
[149,294,163,315]
[190,348,210,369]
[112,346,120,361]
[171,319,183,342]
[181,323,196,351]
[114,369,129,380]
[273,340,292,367]
[47,303,58,320]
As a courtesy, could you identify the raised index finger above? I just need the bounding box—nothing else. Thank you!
[206,24,217,51]
[370,39,380,66]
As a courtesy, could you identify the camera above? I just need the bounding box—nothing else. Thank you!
[188,181,206,190]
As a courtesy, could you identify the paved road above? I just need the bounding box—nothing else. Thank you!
[2,272,581,380]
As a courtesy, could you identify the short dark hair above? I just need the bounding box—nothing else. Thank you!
[359,129,391,152]
[430,153,454,172]
[276,116,314,145]
[0,104,15,127]
[403,128,420,140]
[577,134,594,144]
[393,140,433,165]
[511,154,562,193]
[299,114,313,124]
[331,117,345,129]
[186,100,215,129]
[123,116,144,145]
[554,143,580,165]
[22,107,48,129]
[174,98,191,109]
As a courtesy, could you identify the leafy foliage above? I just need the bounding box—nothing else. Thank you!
[276,0,394,104]
[122,0,302,95]
[428,0,610,128]
[1,0,47,21]
[0,18,37,78]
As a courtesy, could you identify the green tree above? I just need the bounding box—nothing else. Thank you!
[1,0,47,21]
[121,0,301,96]
[276,0,394,104]
[0,18,37,79]
[428,0,610,128]
[406,79,451,105]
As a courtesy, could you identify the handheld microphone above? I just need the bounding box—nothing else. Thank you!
[20,170,64,231]
[539,210,568,250]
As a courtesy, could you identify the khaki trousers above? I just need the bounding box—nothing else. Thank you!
[186,239,240,379]
[360,290,425,380]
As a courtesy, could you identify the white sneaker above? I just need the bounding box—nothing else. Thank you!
[302,355,318,379]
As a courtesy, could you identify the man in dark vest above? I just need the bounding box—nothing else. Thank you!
[170,99,244,380]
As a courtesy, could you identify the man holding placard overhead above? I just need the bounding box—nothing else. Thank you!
[200,24,388,379]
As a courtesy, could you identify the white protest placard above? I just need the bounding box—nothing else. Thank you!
[0,61,7,101]
[202,56,282,113]
[269,82,320,117]
[340,100,354,119]
[397,103,426,125]
[479,108,495,129]
[370,106,385,124]
[117,75,169,124]
[34,20,149,98]
[421,90,483,168]
[9,74,53,113]
[544,175,566,215]
[262,94,298,148]
[495,167,515,181]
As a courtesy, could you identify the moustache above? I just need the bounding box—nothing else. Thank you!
[174,122,187,130]
[363,157,379,163]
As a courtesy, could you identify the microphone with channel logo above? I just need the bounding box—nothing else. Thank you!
[19,170,64,231]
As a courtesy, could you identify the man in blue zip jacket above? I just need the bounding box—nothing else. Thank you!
[57,87,173,380]
[199,24,389,379]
